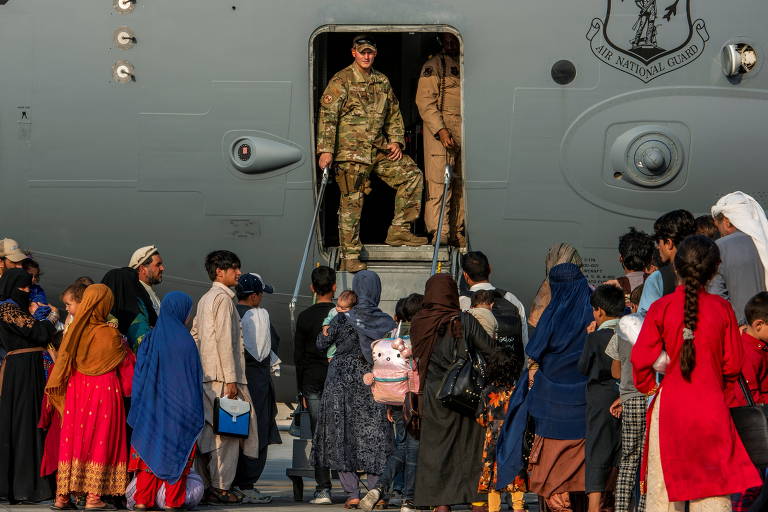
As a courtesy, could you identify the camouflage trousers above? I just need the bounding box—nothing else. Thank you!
[335,153,423,258]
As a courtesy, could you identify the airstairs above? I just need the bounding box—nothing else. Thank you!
[330,244,459,315]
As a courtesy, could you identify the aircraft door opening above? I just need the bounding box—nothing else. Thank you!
[310,27,465,256]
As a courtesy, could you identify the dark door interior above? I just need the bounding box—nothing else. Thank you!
[313,31,453,248]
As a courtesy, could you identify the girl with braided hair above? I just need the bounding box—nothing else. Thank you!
[632,235,761,510]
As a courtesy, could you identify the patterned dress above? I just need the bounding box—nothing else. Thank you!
[312,312,391,474]
[477,386,527,494]
[56,346,135,496]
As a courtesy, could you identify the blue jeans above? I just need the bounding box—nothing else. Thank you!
[377,407,419,501]
[305,392,333,491]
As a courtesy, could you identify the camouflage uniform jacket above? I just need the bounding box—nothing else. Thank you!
[316,63,406,165]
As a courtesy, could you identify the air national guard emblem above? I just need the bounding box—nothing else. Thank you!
[586,0,709,83]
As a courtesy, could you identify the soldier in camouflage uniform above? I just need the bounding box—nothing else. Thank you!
[317,35,427,273]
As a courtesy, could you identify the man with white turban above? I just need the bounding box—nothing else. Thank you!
[710,191,768,324]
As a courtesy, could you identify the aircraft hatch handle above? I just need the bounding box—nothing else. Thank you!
[430,163,453,276]
[289,166,332,336]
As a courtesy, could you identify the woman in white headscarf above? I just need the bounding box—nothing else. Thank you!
[710,191,768,324]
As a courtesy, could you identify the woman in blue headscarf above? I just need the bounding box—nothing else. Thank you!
[127,292,204,510]
[496,261,593,512]
[314,270,395,508]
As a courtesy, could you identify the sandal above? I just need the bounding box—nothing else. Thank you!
[207,488,241,504]
[344,497,361,509]
[83,504,116,511]
[50,502,78,511]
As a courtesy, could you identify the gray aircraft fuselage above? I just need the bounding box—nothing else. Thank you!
[1,0,764,402]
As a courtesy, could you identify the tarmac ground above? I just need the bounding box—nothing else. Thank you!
[1,424,541,512]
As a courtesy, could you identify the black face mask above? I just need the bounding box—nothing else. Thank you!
[10,288,30,311]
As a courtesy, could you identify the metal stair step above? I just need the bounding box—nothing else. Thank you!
[360,244,449,263]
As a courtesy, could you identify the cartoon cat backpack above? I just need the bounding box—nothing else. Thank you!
[364,323,420,405]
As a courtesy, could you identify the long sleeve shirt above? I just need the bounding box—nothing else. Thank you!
[316,63,406,164]
[191,282,245,384]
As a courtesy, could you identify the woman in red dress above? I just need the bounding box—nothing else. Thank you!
[46,284,134,511]
[632,235,761,511]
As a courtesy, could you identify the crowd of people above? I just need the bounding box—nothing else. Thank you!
[0,190,767,512]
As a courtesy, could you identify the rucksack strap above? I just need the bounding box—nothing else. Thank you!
[616,276,632,295]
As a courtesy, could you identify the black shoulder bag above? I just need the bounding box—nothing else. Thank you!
[436,314,486,417]
[731,374,768,467]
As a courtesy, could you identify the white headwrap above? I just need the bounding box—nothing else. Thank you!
[241,307,272,362]
[711,191,768,287]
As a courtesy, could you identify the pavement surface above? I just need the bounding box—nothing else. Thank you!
[1,428,540,512]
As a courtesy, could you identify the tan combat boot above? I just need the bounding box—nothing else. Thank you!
[385,225,428,247]
[339,257,367,273]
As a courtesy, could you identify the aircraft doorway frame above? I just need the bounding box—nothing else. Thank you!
[308,24,465,257]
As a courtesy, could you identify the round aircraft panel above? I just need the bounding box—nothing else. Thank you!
[113,27,136,49]
[561,86,768,218]
[113,0,135,14]
[610,128,683,188]
[112,60,135,83]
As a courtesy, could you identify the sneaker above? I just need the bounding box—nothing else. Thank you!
[310,489,333,505]
[236,486,272,504]
[358,488,382,512]
[389,490,404,507]
[400,500,418,512]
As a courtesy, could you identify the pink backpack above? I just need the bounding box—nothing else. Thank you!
[367,334,420,406]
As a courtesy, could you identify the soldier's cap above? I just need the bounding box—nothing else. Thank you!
[0,238,28,263]
[237,272,274,296]
[352,35,377,53]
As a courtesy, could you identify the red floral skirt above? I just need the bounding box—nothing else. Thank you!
[56,370,128,496]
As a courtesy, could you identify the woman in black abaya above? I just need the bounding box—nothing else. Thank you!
[0,269,57,503]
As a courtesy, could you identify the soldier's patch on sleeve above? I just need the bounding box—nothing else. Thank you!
[322,94,335,105]
[422,66,433,77]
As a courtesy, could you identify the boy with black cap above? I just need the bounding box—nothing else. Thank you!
[232,273,281,504]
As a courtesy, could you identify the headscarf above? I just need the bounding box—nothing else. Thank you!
[711,191,768,287]
[128,292,203,483]
[411,273,461,380]
[45,284,126,414]
[528,243,583,328]
[346,270,397,363]
[495,263,593,488]
[0,268,33,310]
[101,267,158,335]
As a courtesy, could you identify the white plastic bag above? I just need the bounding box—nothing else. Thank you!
[126,469,204,510]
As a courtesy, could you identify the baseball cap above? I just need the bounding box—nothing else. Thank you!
[353,35,377,53]
[129,245,158,269]
[237,272,274,296]
[0,238,28,263]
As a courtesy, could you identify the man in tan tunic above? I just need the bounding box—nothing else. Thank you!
[415,33,465,246]
[191,250,259,502]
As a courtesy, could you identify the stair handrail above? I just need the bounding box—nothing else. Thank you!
[430,163,453,275]
[289,166,331,335]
